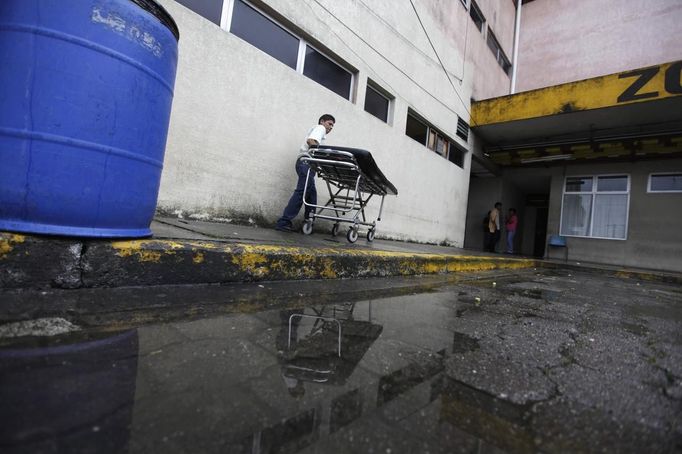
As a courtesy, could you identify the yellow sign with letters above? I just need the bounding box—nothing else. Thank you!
[471,60,682,126]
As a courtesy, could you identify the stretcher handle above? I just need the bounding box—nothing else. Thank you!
[300,157,358,169]
[312,148,356,159]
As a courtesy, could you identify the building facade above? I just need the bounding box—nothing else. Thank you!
[155,0,516,245]
[465,0,682,273]
[157,0,681,272]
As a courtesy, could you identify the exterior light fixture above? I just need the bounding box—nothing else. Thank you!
[520,154,572,164]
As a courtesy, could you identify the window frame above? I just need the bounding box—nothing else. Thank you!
[225,0,355,101]
[469,0,486,32]
[647,172,682,193]
[364,80,393,124]
[559,174,631,241]
[486,29,512,76]
[405,111,464,168]
[175,0,225,25]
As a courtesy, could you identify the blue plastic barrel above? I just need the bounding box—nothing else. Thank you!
[0,0,179,237]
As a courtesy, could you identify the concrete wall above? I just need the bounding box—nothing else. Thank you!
[546,158,682,273]
[465,0,517,100]
[516,0,682,92]
[154,0,516,245]
[463,175,501,250]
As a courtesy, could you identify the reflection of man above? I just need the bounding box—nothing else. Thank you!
[485,202,502,252]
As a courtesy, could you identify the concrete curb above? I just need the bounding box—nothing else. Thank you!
[1,233,538,289]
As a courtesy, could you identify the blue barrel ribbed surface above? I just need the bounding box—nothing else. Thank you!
[0,0,178,237]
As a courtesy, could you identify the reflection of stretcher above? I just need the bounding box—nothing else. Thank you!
[283,304,383,385]
[300,146,398,243]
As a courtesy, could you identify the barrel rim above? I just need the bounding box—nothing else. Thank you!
[130,0,180,41]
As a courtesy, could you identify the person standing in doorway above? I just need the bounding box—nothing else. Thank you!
[505,208,518,254]
[275,114,335,232]
[486,202,502,252]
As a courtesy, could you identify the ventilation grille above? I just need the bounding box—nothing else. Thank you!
[456,117,469,142]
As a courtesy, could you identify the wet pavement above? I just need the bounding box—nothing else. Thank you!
[1,268,681,453]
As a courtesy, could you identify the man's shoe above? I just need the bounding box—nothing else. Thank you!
[275,225,293,232]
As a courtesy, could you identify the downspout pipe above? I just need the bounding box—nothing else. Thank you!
[510,0,522,93]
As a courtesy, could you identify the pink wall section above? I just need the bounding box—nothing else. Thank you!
[516,0,682,92]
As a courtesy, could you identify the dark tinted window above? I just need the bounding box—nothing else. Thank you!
[486,31,512,75]
[448,145,464,168]
[470,1,485,31]
[175,0,223,25]
[566,177,593,192]
[230,0,299,69]
[303,46,352,99]
[364,84,389,122]
[650,173,682,191]
[597,176,628,192]
[405,115,427,146]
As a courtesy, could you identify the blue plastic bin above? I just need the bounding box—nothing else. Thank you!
[0,0,179,237]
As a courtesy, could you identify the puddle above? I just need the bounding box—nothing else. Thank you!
[1,270,679,453]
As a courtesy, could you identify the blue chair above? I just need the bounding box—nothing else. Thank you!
[548,235,568,262]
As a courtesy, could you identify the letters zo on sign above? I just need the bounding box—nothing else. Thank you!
[617,61,682,103]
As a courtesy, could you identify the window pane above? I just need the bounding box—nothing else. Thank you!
[592,194,627,239]
[651,173,682,191]
[470,2,484,31]
[597,176,627,192]
[565,177,593,192]
[561,194,592,236]
[486,32,498,56]
[448,146,464,168]
[435,135,447,157]
[176,0,223,25]
[364,85,389,122]
[303,46,351,99]
[427,130,437,150]
[406,115,427,146]
[230,0,299,69]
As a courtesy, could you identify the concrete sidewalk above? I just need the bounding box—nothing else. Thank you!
[2,216,680,289]
[1,216,539,289]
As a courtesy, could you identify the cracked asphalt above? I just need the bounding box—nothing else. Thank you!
[0,268,680,453]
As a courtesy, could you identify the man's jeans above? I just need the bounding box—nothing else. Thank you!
[276,159,317,229]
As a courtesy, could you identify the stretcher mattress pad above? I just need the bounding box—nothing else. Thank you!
[310,145,398,196]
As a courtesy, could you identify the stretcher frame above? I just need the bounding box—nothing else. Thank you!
[299,146,395,243]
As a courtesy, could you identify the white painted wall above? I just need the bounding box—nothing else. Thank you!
[153,0,515,245]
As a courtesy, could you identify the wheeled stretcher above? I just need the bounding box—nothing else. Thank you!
[300,146,398,243]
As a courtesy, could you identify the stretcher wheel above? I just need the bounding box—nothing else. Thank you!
[347,227,358,243]
[302,220,313,235]
[331,223,340,237]
[367,228,376,242]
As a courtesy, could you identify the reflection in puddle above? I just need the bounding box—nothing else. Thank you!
[1,271,679,453]
[0,330,138,454]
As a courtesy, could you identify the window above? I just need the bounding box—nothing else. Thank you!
[229,0,354,99]
[648,173,682,192]
[405,111,464,168]
[560,175,630,240]
[303,46,352,99]
[175,0,223,25]
[448,145,465,168]
[230,0,299,69]
[406,114,428,146]
[486,30,512,75]
[469,1,485,32]
[364,82,391,123]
